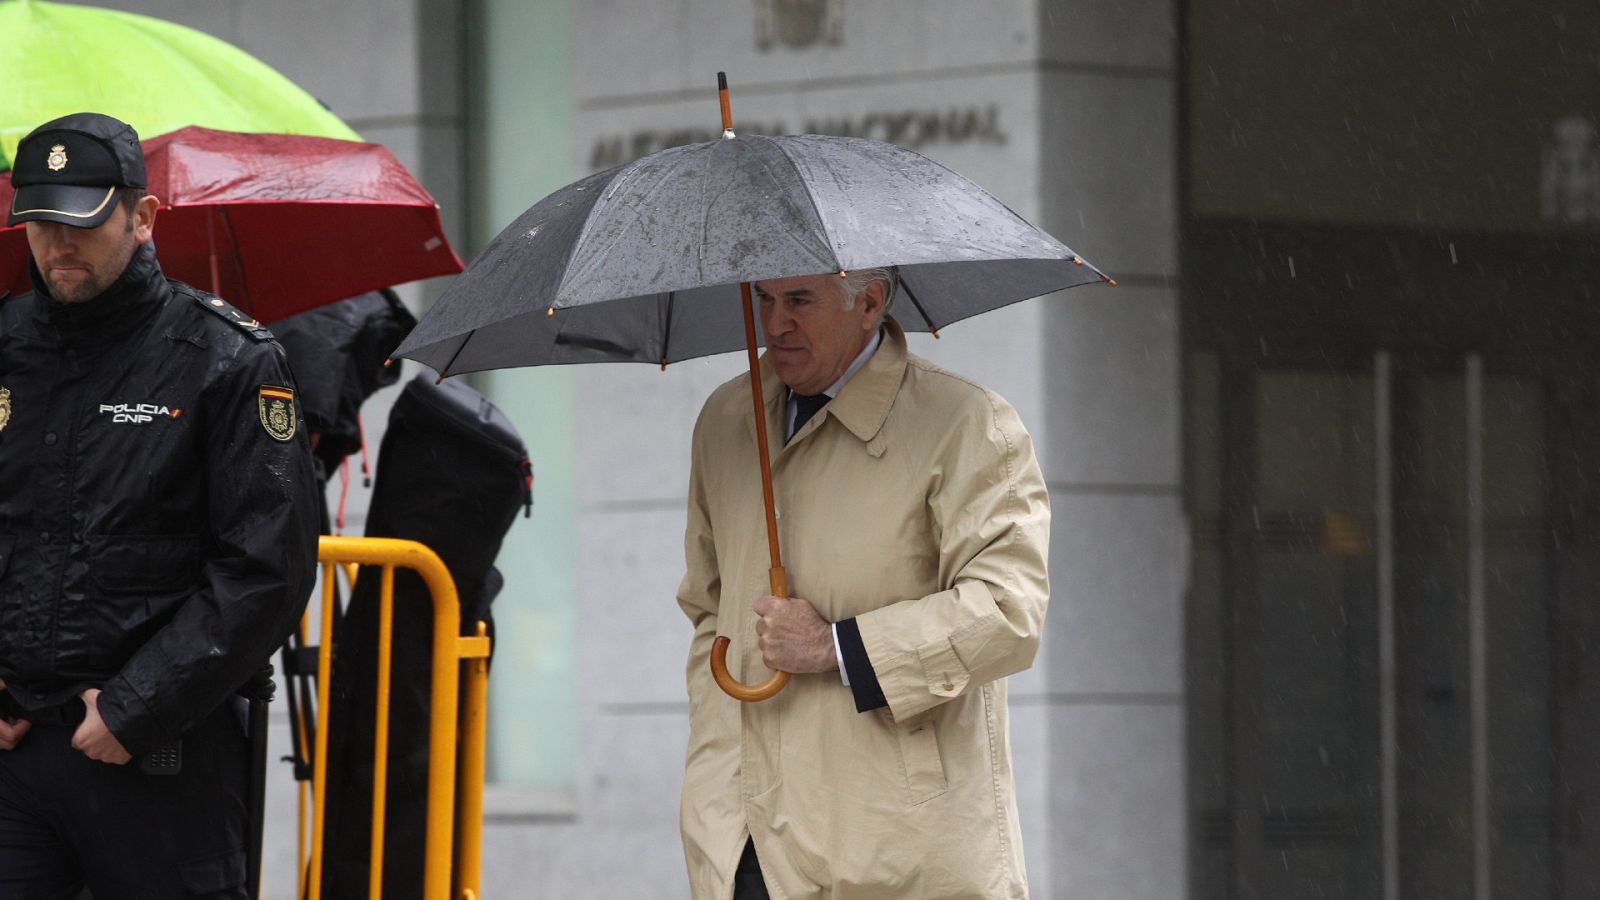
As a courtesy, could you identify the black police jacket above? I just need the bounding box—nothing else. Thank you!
[0,243,319,756]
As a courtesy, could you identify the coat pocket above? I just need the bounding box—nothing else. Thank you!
[85,534,201,662]
[894,712,949,805]
[87,533,200,594]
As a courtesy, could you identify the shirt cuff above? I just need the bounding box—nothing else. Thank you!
[832,622,849,686]
[834,617,887,713]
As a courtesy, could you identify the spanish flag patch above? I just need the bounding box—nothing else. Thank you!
[258,385,297,442]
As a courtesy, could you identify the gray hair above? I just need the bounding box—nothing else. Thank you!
[839,265,899,326]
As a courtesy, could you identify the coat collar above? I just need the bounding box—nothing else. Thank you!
[26,241,168,348]
[750,316,908,448]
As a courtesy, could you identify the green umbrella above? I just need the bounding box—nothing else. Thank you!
[1,0,359,168]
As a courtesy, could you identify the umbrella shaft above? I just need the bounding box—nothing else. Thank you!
[740,281,784,579]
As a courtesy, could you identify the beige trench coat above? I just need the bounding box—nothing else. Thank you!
[677,319,1050,899]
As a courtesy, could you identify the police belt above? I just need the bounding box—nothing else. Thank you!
[0,690,85,727]
[0,664,273,728]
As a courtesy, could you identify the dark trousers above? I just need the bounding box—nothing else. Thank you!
[734,838,771,899]
[0,702,249,900]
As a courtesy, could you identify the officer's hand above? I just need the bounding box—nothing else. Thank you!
[753,595,839,674]
[0,679,29,751]
[0,715,27,751]
[72,689,132,765]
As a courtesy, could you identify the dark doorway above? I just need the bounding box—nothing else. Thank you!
[1183,220,1600,899]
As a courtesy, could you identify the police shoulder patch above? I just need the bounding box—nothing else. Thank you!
[191,291,274,341]
[258,385,297,441]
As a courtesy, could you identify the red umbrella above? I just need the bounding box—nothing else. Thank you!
[1,126,462,322]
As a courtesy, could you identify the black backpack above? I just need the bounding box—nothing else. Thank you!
[319,375,530,900]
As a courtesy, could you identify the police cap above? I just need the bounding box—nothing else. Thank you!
[7,112,148,229]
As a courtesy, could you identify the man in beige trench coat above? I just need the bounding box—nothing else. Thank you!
[676,266,1050,899]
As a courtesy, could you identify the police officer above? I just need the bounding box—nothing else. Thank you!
[0,113,319,898]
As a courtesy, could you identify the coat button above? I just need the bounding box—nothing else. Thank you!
[39,532,50,543]
[43,432,57,446]
[942,682,955,692]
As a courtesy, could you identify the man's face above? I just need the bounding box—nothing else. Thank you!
[24,194,156,304]
[755,273,884,395]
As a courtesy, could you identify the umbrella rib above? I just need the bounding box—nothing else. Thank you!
[899,278,941,338]
[748,156,844,271]
[697,153,717,282]
[218,206,253,317]
[557,150,698,303]
[766,136,846,271]
[435,330,473,382]
[659,291,676,370]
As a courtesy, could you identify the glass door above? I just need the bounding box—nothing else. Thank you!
[1189,347,1569,899]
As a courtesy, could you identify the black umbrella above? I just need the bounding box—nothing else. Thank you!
[394,74,1113,701]
[275,289,415,478]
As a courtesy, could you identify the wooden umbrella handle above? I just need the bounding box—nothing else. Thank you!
[710,637,790,702]
[709,563,792,702]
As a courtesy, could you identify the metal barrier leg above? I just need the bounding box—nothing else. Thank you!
[456,621,490,899]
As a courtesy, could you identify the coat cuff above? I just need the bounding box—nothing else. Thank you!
[96,676,168,758]
[835,617,887,712]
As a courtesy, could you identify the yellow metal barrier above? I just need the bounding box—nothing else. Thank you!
[298,536,493,900]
